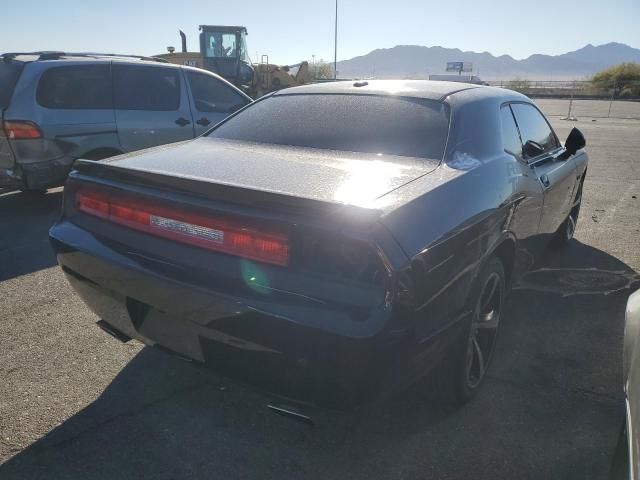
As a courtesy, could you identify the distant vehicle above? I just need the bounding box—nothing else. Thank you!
[0,52,251,192]
[50,80,587,411]
[154,26,313,98]
[621,289,640,479]
[429,74,488,85]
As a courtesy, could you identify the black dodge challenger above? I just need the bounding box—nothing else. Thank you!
[49,80,587,410]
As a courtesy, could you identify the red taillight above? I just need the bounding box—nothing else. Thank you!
[76,188,289,266]
[2,120,42,139]
[77,190,109,218]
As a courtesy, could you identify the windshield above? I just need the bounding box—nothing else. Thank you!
[209,93,450,159]
[204,32,237,58]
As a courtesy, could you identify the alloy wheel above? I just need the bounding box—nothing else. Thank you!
[466,271,503,389]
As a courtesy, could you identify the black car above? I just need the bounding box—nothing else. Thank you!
[49,80,587,410]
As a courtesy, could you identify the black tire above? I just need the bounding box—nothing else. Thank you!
[552,179,583,248]
[82,148,123,161]
[429,256,506,405]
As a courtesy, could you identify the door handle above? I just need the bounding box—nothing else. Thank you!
[175,117,191,127]
[540,174,550,188]
[196,117,211,127]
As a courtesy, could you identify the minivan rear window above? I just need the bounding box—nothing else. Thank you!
[0,62,24,109]
[37,64,112,109]
[208,94,450,160]
[113,65,181,111]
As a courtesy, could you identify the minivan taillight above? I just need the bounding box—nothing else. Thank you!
[2,120,42,139]
[76,188,289,266]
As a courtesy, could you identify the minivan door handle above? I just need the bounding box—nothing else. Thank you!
[196,117,211,127]
[175,117,191,127]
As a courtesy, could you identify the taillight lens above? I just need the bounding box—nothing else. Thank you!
[2,120,42,139]
[76,188,289,266]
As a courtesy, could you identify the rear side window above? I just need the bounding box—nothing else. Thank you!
[186,71,247,113]
[209,94,450,160]
[500,105,523,158]
[510,103,560,153]
[0,62,23,109]
[113,65,180,111]
[37,64,112,109]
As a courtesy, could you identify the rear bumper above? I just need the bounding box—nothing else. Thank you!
[0,158,71,190]
[50,221,409,409]
[23,157,73,190]
[0,166,24,189]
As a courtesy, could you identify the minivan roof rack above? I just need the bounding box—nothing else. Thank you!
[2,51,169,63]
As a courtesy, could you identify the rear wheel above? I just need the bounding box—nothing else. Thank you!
[430,256,505,405]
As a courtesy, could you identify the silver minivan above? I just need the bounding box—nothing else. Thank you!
[0,52,252,192]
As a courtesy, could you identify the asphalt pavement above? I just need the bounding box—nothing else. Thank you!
[0,102,638,479]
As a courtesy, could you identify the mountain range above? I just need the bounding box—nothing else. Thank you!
[335,42,640,80]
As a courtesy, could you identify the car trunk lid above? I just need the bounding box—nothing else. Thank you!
[63,137,428,318]
[92,137,440,210]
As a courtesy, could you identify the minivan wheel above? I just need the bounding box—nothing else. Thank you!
[82,148,123,161]
[429,256,505,405]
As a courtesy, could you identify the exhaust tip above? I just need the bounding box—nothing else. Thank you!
[267,404,313,424]
[97,320,131,343]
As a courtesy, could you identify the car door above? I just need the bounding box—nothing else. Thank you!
[510,102,577,236]
[184,68,251,136]
[113,63,194,152]
[499,104,546,272]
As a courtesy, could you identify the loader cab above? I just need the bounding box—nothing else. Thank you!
[199,25,254,91]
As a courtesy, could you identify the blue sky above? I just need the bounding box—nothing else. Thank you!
[2,0,639,65]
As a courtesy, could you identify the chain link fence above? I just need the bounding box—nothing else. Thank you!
[487,80,640,119]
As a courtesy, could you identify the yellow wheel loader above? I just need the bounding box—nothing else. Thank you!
[155,26,312,98]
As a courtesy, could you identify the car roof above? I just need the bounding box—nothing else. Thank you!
[1,52,171,66]
[273,79,524,102]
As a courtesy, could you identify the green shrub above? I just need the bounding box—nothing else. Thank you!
[592,63,640,97]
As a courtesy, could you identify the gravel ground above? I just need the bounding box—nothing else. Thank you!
[0,101,638,479]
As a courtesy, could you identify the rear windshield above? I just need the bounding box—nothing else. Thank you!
[0,62,23,109]
[208,94,450,160]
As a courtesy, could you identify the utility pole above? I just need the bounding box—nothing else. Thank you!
[334,0,338,79]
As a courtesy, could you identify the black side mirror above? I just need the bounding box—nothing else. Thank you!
[523,140,545,159]
[564,127,586,156]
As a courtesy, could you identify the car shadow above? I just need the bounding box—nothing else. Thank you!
[0,189,62,281]
[1,239,638,480]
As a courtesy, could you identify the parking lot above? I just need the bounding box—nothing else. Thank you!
[0,99,639,479]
